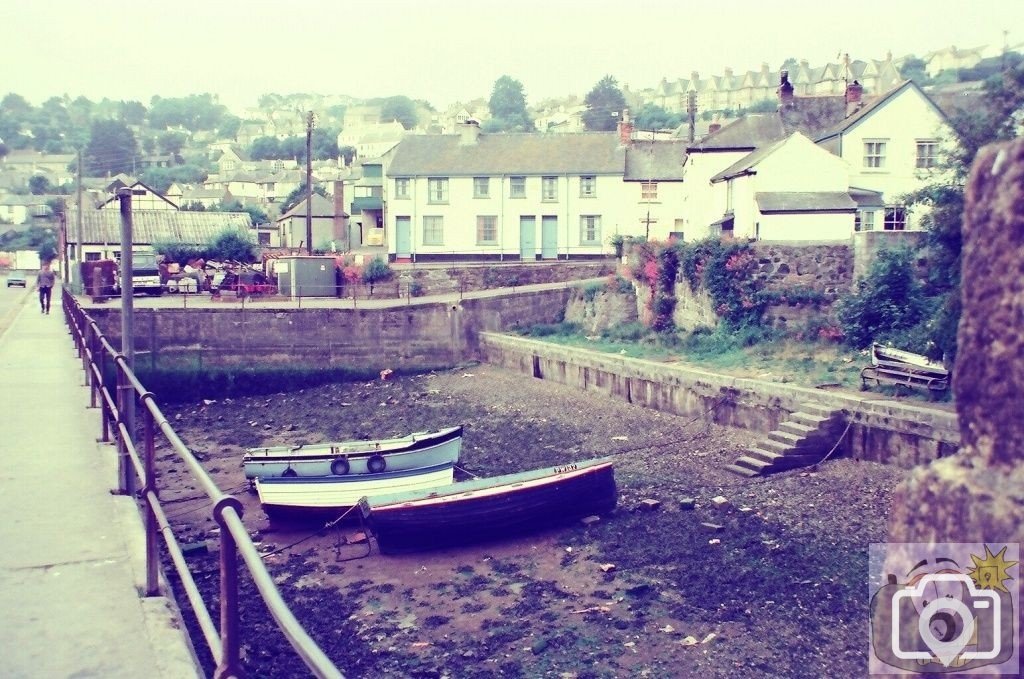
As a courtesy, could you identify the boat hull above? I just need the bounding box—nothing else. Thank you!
[256,462,456,521]
[361,458,617,554]
[243,426,462,479]
[871,344,948,378]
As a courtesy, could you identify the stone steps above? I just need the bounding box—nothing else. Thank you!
[726,402,847,477]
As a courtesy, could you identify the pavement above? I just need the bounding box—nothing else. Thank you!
[0,284,201,678]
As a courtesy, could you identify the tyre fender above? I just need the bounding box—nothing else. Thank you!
[330,457,350,476]
[366,454,387,474]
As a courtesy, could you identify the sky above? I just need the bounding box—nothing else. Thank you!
[2,0,1023,114]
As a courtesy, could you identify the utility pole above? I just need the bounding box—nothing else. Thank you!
[76,149,83,292]
[305,110,315,255]
[687,91,697,143]
[117,188,136,473]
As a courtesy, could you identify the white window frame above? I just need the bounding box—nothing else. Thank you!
[476,215,498,245]
[394,178,410,199]
[509,176,526,199]
[422,215,444,244]
[864,140,887,169]
[473,177,489,199]
[641,181,658,200]
[856,209,876,232]
[580,215,601,245]
[580,175,596,198]
[427,177,448,204]
[916,140,939,169]
[542,176,558,202]
[883,206,906,231]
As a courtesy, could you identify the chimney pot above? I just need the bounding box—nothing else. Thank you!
[617,109,634,146]
[708,122,722,134]
[778,71,794,106]
[845,80,864,116]
[690,71,700,82]
[458,119,481,145]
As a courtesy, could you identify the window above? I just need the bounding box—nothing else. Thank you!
[916,140,938,169]
[427,177,448,203]
[257,232,271,245]
[510,176,526,198]
[423,216,444,244]
[473,177,489,198]
[85,252,101,261]
[394,178,410,199]
[864,140,887,169]
[580,215,601,245]
[542,177,558,201]
[641,181,658,200]
[856,210,876,232]
[884,207,906,231]
[580,176,596,198]
[476,215,498,244]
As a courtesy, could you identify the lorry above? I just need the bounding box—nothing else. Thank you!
[113,252,163,296]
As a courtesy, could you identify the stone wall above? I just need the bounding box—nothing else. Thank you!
[481,332,960,468]
[87,288,574,372]
[752,242,852,330]
[851,230,925,280]
[395,261,615,297]
[563,284,639,334]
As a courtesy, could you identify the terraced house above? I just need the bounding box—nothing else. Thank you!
[384,119,686,261]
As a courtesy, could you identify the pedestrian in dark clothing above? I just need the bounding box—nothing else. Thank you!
[37,265,56,314]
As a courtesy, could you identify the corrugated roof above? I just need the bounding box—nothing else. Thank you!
[388,133,626,176]
[66,208,252,245]
[755,192,857,213]
[624,140,687,180]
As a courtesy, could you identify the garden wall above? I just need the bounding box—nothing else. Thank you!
[852,231,926,280]
[480,332,960,469]
[394,261,615,297]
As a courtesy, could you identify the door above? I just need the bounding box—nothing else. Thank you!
[395,216,411,257]
[541,216,558,259]
[519,216,536,261]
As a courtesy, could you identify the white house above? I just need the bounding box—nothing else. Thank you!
[97,179,179,211]
[384,122,635,261]
[276,187,349,251]
[623,139,688,240]
[709,132,854,241]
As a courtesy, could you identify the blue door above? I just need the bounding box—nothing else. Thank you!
[541,216,558,259]
[396,216,411,257]
[519,216,536,261]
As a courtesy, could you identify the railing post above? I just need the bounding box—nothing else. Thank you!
[214,497,246,679]
[143,396,159,597]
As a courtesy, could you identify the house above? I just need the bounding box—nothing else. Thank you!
[923,45,987,77]
[214,145,254,176]
[337,121,406,159]
[682,73,956,240]
[63,208,252,278]
[180,186,232,209]
[0,151,76,186]
[623,137,688,240]
[708,132,855,241]
[97,179,178,211]
[276,187,349,251]
[349,158,385,247]
[384,121,633,261]
[0,194,56,224]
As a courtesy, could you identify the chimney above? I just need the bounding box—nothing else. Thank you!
[332,180,346,249]
[458,119,481,145]
[778,70,794,106]
[690,70,700,84]
[708,122,722,134]
[845,79,864,116]
[617,108,633,146]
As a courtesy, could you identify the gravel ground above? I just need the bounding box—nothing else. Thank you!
[158,363,907,678]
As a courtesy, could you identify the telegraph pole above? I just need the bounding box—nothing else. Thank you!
[76,149,83,291]
[305,110,315,255]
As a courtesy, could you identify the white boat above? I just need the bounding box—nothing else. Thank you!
[871,343,949,378]
[255,462,456,520]
[243,426,463,479]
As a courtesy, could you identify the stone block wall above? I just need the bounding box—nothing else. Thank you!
[851,230,925,280]
[563,285,639,334]
[395,261,614,297]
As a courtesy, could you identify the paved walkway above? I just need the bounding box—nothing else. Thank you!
[0,285,200,678]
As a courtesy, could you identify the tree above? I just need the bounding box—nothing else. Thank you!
[249,136,282,160]
[488,76,533,132]
[120,100,147,125]
[207,228,257,263]
[280,183,328,215]
[780,57,799,73]
[339,145,356,166]
[380,96,418,130]
[279,136,305,161]
[900,56,931,85]
[361,256,393,296]
[37,236,58,264]
[217,198,268,225]
[29,175,53,195]
[218,114,242,140]
[311,127,339,160]
[157,130,187,155]
[583,75,627,131]
[83,119,139,176]
[633,103,682,131]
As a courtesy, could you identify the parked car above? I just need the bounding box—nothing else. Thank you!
[211,269,275,297]
[6,270,27,287]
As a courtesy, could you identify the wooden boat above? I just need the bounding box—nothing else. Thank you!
[243,426,462,479]
[256,462,456,520]
[871,343,949,378]
[360,458,617,554]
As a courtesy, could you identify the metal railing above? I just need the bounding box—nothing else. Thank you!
[61,289,342,679]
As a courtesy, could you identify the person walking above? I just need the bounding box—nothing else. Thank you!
[37,264,56,314]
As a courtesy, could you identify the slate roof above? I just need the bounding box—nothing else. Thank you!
[388,133,626,176]
[66,208,252,245]
[277,193,345,220]
[690,94,851,152]
[849,186,885,207]
[755,192,857,213]
[624,140,687,181]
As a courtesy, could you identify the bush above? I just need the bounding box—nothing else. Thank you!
[581,280,605,302]
[208,228,257,262]
[836,248,931,349]
[602,322,648,342]
[520,321,580,337]
[153,239,205,264]
[362,256,393,295]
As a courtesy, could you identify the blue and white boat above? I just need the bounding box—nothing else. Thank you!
[243,426,462,479]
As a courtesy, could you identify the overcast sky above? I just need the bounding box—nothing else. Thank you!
[2,0,1022,113]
